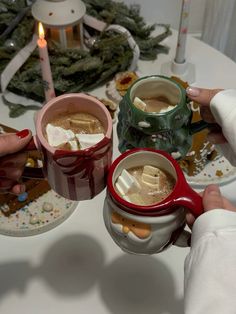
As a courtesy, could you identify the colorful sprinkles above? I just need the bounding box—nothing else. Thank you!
[0,190,78,237]
[185,154,236,187]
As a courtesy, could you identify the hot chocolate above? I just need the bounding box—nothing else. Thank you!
[48,112,104,134]
[45,112,105,151]
[133,96,176,113]
[115,165,175,206]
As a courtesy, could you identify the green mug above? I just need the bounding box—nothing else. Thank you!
[117,75,209,158]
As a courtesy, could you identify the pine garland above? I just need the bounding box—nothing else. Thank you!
[0,0,172,116]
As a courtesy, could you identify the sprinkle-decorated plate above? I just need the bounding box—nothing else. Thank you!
[0,123,78,236]
[0,189,78,237]
[185,155,236,188]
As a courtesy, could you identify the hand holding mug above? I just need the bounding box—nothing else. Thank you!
[0,130,32,194]
[22,93,113,201]
[103,148,203,255]
[186,87,226,144]
[186,184,236,228]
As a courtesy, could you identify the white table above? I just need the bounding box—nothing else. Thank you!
[0,30,236,314]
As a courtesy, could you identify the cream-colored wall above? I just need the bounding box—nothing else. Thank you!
[118,0,206,34]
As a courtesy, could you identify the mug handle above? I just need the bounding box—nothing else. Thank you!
[174,229,191,248]
[21,136,44,179]
[172,186,200,248]
[189,120,217,135]
[172,184,204,218]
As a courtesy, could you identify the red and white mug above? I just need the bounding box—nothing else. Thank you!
[103,148,203,255]
[24,93,113,201]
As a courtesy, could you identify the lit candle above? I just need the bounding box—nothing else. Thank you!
[37,22,55,102]
[175,0,190,64]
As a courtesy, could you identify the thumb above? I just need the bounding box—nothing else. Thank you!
[186,87,222,106]
[202,184,223,211]
[0,129,32,157]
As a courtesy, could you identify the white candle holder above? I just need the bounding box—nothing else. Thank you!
[32,0,86,49]
[161,59,195,84]
[161,0,195,84]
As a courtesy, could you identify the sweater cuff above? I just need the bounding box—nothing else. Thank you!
[210,89,236,126]
[191,209,236,247]
[210,89,236,163]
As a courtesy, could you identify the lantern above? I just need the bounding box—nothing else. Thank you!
[31,0,86,49]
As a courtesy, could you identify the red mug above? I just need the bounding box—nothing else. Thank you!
[23,93,113,201]
[103,148,203,254]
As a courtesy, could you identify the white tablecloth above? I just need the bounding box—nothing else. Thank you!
[0,30,236,314]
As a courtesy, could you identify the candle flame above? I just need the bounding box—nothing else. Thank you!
[38,22,45,40]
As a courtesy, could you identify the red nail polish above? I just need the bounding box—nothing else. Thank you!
[16,129,30,139]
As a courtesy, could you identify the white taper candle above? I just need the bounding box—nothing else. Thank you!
[37,22,55,103]
[175,0,191,64]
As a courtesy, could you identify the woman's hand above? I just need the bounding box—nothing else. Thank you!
[186,184,236,227]
[0,129,32,194]
[186,87,227,144]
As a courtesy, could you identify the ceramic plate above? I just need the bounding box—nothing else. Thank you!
[0,190,78,237]
[185,155,236,188]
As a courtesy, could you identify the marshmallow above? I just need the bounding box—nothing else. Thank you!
[46,124,75,147]
[69,119,95,133]
[142,180,160,189]
[68,140,79,151]
[133,97,147,111]
[115,169,141,195]
[75,133,104,150]
[115,177,129,195]
[143,165,163,177]
[159,105,176,113]
[142,173,160,185]
[141,165,165,189]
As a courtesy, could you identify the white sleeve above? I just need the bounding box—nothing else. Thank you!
[210,89,236,166]
[184,210,236,314]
